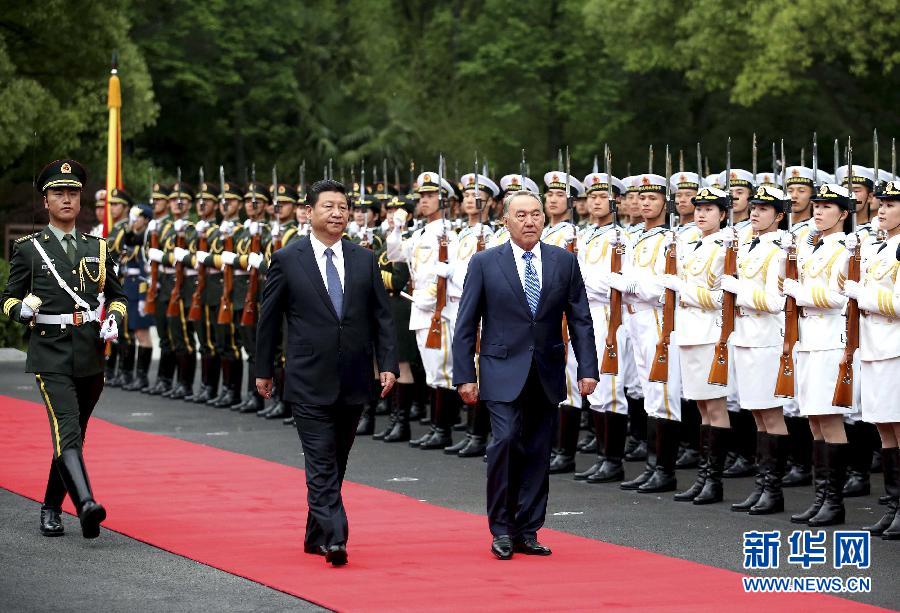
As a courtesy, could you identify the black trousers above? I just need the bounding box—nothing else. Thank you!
[292,401,364,549]
[484,362,556,540]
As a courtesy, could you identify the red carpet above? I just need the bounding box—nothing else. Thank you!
[0,396,883,612]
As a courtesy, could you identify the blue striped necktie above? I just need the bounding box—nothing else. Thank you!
[522,251,540,316]
[324,247,343,317]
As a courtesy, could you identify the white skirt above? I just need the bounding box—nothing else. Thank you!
[861,357,900,423]
[733,345,787,410]
[796,349,853,416]
[679,343,731,400]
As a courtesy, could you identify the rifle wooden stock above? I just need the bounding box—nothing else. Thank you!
[217,234,234,325]
[240,232,262,326]
[187,229,208,322]
[424,235,449,349]
[832,242,860,407]
[166,232,186,318]
[144,229,160,313]
[600,240,624,375]
[649,235,677,382]
[774,243,799,398]
[708,242,737,386]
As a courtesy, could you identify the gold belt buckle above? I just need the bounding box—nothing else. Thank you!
[72,311,84,326]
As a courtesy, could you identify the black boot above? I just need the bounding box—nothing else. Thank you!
[724,410,757,478]
[458,434,488,458]
[384,383,412,443]
[444,402,475,453]
[749,433,788,515]
[356,401,376,435]
[195,355,219,404]
[783,416,813,487]
[694,425,729,505]
[863,448,898,536]
[622,417,657,490]
[676,400,701,469]
[40,506,64,537]
[210,357,233,407]
[843,422,873,497]
[169,353,190,399]
[588,411,627,483]
[147,350,175,395]
[458,400,489,457]
[549,404,580,474]
[40,458,65,536]
[104,342,119,386]
[420,389,455,450]
[239,369,264,414]
[410,389,438,447]
[181,353,197,401]
[116,342,135,388]
[215,358,241,408]
[808,442,848,527]
[624,396,647,460]
[263,370,290,418]
[56,449,106,539]
[638,417,679,493]
[732,431,765,512]
[791,440,828,523]
[675,424,710,501]
[124,347,152,391]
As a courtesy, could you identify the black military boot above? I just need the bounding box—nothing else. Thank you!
[210,358,232,407]
[226,359,246,410]
[576,410,606,480]
[843,422,873,497]
[444,403,473,454]
[549,404,580,474]
[216,358,242,408]
[124,346,152,392]
[194,355,217,404]
[783,416,813,487]
[40,458,65,536]
[624,395,647,460]
[240,370,265,414]
[863,448,899,536]
[374,386,399,440]
[676,400,701,469]
[675,424,710,502]
[40,506,64,537]
[724,410,757,478]
[104,342,119,386]
[410,389,438,447]
[356,402,376,435]
[749,433,788,515]
[56,449,106,539]
[622,417,657,490]
[588,411,627,483]
[116,342,135,389]
[807,442,848,527]
[384,384,412,443]
[638,417,679,493]
[791,440,828,523]
[420,389,455,450]
[694,425,729,505]
[181,353,197,401]
[168,353,190,400]
[732,431,766,512]
[148,350,176,395]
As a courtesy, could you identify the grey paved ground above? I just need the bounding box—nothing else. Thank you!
[1,362,897,611]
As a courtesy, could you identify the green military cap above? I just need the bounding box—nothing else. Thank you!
[108,188,134,206]
[244,181,270,202]
[151,183,171,199]
[296,184,307,205]
[221,181,243,200]
[168,182,194,200]
[36,159,87,193]
[195,181,220,200]
[271,183,299,204]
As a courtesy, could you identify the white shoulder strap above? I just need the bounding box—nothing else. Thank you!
[31,238,91,310]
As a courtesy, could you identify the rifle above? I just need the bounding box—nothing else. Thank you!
[601,144,624,375]
[217,166,234,325]
[241,167,261,326]
[425,154,449,349]
[474,153,486,251]
[833,136,859,408]
[167,168,186,317]
[775,139,798,397]
[271,165,283,252]
[188,167,207,322]
[708,138,736,386]
[649,146,678,382]
[144,218,161,314]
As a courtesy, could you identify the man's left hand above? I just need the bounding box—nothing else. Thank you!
[256,377,274,399]
[578,378,597,396]
[379,371,396,398]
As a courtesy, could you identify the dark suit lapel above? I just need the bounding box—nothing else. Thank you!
[339,239,353,321]
[536,242,557,316]
[497,242,532,317]
[297,237,339,321]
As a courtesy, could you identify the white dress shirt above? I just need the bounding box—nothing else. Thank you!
[510,240,542,291]
[309,232,345,290]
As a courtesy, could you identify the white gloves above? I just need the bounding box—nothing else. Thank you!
[433,261,451,278]
[606,272,636,294]
[781,278,802,299]
[147,248,164,263]
[660,274,683,293]
[173,219,187,233]
[20,302,35,320]
[841,280,862,301]
[173,247,190,263]
[842,280,882,314]
[195,220,209,234]
[720,275,741,295]
[722,227,739,248]
[221,251,238,267]
[219,220,235,235]
[100,315,119,341]
[195,250,210,265]
[248,252,264,270]
[844,232,859,252]
[247,221,260,236]
[138,300,147,316]
[147,219,158,233]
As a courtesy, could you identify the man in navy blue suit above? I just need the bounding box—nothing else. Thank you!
[453,190,598,560]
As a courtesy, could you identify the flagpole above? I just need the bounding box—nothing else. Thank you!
[105,52,122,238]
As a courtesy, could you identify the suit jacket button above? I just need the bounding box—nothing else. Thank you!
[529,345,534,351]
[40,330,45,336]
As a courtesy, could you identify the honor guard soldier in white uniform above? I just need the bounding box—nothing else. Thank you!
[718,168,756,246]
[609,173,684,493]
[670,172,702,247]
[386,170,460,450]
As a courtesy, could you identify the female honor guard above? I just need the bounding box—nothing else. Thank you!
[721,185,790,515]
[1,160,127,539]
[660,187,732,504]
[783,183,854,527]
[844,180,900,539]
[121,204,156,392]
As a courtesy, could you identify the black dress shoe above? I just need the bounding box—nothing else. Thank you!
[574,461,602,481]
[549,453,576,474]
[444,434,471,455]
[587,459,624,483]
[624,440,647,462]
[78,500,106,539]
[458,435,487,458]
[513,538,552,556]
[283,416,295,426]
[491,535,513,560]
[40,506,64,537]
[325,544,348,566]
[265,401,290,419]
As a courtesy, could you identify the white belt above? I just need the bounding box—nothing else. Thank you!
[205,269,222,275]
[35,308,102,328]
[125,269,142,276]
[862,312,896,324]
[161,266,176,274]
[233,270,249,276]
[626,302,656,315]
[185,270,198,277]
[799,307,835,318]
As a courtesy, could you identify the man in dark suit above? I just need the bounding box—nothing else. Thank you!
[256,179,399,566]
[453,190,598,560]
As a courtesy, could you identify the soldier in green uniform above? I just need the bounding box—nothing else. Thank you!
[104,188,134,388]
[144,183,176,395]
[1,159,127,539]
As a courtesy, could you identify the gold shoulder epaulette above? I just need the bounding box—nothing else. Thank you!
[15,232,38,243]
[85,233,103,240]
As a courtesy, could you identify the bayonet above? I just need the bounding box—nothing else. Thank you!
[664,145,675,229]
[812,132,819,188]
[873,129,880,192]
[648,144,654,174]
[679,149,685,173]
[696,142,704,188]
[752,132,757,184]
[176,166,182,206]
[565,145,573,211]
[250,163,257,210]
[383,159,389,199]
[474,152,483,211]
